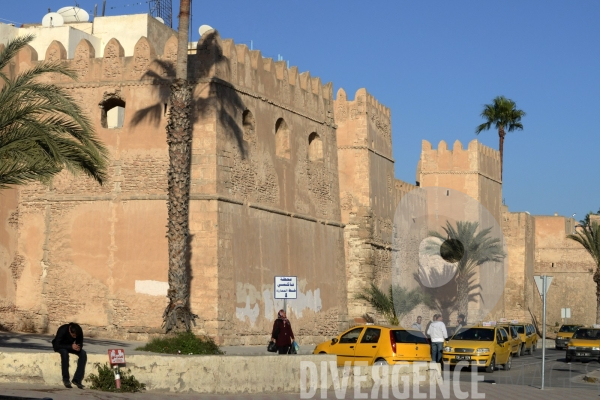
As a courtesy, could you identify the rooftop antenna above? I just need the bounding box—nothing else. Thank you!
[102,0,106,16]
[94,4,98,17]
[149,0,172,28]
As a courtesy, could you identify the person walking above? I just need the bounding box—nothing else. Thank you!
[271,309,295,354]
[427,314,448,363]
[411,316,423,332]
[456,314,466,332]
[52,322,87,389]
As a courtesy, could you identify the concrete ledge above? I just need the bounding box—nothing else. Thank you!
[0,352,441,394]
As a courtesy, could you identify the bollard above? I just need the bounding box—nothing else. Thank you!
[113,364,121,389]
[108,348,126,391]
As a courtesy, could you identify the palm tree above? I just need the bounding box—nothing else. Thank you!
[426,221,505,321]
[355,283,434,326]
[161,0,197,333]
[475,96,525,180]
[567,222,600,323]
[0,35,108,188]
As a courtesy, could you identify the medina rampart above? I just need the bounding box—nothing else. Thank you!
[0,13,596,344]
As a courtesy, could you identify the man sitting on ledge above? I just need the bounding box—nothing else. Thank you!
[51,322,86,389]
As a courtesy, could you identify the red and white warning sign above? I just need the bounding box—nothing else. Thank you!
[108,349,126,365]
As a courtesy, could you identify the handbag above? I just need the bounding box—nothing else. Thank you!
[267,341,277,353]
[292,340,299,353]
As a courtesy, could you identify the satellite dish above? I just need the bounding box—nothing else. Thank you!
[42,13,65,27]
[155,17,165,24]
[57,6,90,22]
[199,25,214,36]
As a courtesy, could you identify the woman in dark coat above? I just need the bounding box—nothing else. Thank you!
[271,309,295,354]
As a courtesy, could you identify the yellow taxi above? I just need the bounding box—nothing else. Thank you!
[556,324,583,350]
[313,324,431,366]
[510,322,538,356]
[498,325,523,358]
[442,325,512,373]
[566,327,600,362]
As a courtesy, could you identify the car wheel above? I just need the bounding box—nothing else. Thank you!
[319,352,326,354]
[373,358,388,366]
[519,344,525,357]
[504,354,512,371]
[485,355,496,373]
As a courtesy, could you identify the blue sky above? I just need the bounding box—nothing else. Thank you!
[3,1,599,220]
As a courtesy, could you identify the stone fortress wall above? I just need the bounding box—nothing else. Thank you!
[0,13,596,343]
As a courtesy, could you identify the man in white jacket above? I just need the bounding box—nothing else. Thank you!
[427,314,448,363]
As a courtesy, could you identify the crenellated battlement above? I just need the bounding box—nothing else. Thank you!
[420,139,501,182]
[205,33,333,119]
[5,21,333,121]
[334,87,392,151]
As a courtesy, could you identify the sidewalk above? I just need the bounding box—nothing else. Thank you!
[0,332,316,356]
[0,381,598,399]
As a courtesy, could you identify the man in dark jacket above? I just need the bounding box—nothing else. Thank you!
[52,322,86,389]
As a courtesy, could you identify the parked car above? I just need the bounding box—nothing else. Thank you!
[498,325,524,357]
[313,324,431,366]
[556,324,583,350]
[442,325,512,373]
[566,327,600,362]
[510,322,538,355]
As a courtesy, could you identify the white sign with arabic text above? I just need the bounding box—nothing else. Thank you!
[274,276,297,299]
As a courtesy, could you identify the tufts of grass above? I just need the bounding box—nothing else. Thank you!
[136,331,224,355]
[86,363,146,392]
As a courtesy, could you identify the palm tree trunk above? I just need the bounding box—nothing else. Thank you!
[162,0,196,332]
[498,125,505,181]
[457,275,469,321]
[595,272,600,324]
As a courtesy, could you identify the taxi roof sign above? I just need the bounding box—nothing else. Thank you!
[108,348,126,365]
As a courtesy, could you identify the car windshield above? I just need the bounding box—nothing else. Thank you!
[559,325,580,333]
[573,329,600,340]
[514,325,525,334]
[452,328,494,341]
[499,326,514,337]
[393,330,429,344]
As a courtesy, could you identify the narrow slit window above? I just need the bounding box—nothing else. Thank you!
[308,132,323,161]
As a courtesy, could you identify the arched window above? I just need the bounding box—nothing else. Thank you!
[99,94,126,129]
[308,132,323,162]
[242,109,255,142]
[275,118,290,159]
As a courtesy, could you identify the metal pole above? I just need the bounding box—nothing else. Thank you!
[284,298,287,314]
[541,275,547,390]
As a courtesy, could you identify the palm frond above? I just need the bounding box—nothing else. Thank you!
[0,35,109,189]
[567,222,600,268]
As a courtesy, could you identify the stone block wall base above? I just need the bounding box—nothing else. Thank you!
[0,352,441,394]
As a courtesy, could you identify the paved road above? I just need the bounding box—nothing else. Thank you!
[452,346,600,391]
[0,381,598,400]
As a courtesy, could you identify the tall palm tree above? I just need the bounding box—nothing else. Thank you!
[355,283,434,326]
[426,221,505,321]
[567,222,600,323]
[475,96,525,180]
[0,35,108,188]
[162,0,197,332]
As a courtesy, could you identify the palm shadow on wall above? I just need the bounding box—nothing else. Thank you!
[413,265,483,325]
[131,30,248,159]
[130,31,248,310]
